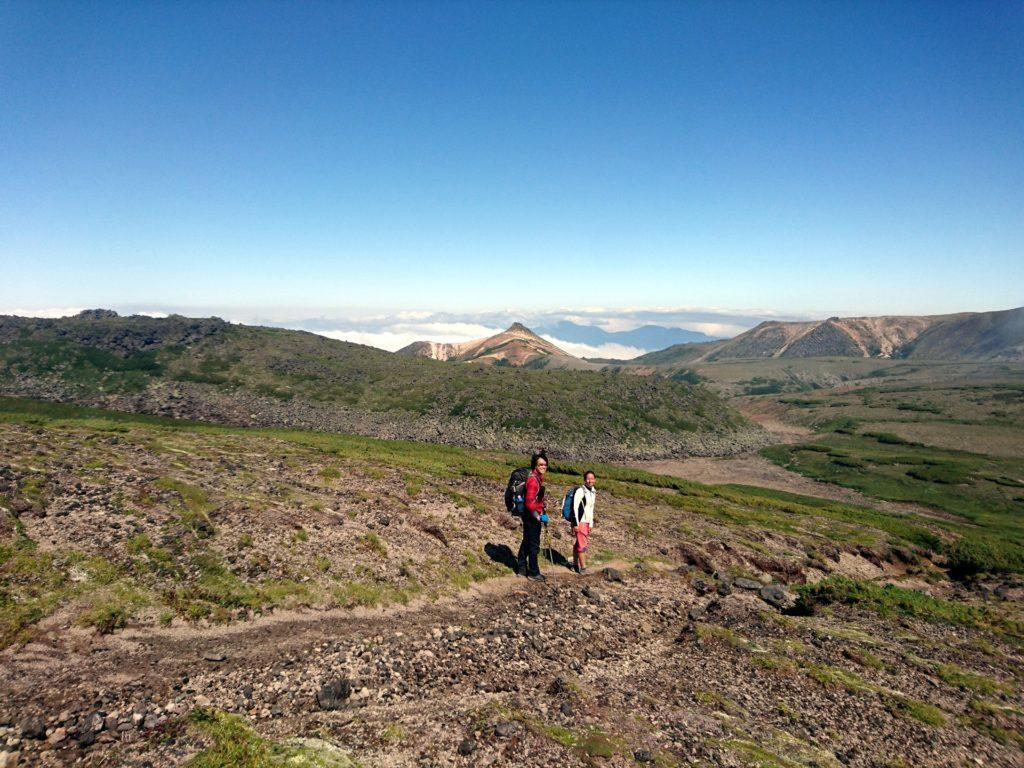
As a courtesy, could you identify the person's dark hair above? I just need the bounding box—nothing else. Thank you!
[530,451,548,469]
[583,470,595,480]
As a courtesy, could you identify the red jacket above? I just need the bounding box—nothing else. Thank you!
[524,470,546,519]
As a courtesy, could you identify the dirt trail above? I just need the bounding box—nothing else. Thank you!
[1,558,640,702]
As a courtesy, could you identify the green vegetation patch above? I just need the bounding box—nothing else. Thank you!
[78,584,150,634]
[796,577,1022,642]
[763,432,1024,575]
[0,535,74,646]
[187,708,361,767]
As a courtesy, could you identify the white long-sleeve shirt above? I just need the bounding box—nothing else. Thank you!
[571,486,596,526]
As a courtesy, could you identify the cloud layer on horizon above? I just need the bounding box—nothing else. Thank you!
[263,307,793,357]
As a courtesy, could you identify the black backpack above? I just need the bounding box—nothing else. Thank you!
[504,467,531,514]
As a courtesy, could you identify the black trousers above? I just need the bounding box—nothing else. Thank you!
[517,514,542,576]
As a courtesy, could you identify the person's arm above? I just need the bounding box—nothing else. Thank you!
[573,487,585,527]
[524,475,543,520]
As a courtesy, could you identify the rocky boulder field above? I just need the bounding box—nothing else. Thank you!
[1,399,1022,767]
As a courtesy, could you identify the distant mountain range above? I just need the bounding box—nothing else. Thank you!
[534,321,718,349]
[628,307,1024,365]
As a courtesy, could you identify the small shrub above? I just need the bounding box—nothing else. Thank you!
[79,586,148,634]
[880,693,947,727]
[318,466,341,481]
[944,536,1024,578]
[863,431,916,446]
[907,465,972,484]
[360,533,387,557]
[831,456,865,469]
[934,663,1002,695]
[897,402,942,414]
[380,724,406,745]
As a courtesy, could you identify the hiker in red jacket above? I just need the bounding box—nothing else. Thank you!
[516,451,549,581]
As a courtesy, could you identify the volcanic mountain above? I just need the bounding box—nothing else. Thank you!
[397,322,600,369]
[630,306,1024,365]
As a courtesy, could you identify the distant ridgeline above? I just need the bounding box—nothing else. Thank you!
[0,310,765,461]
[624,307,1024,366]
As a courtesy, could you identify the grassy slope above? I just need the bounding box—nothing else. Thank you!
[756,378,1024,576]
[0,320,750,448]
[4,397,1024,767]
[2,395,1004,648]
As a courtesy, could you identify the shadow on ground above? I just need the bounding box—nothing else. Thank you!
[484,541,573,572]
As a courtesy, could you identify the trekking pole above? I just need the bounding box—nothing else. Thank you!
[544,522,553,566]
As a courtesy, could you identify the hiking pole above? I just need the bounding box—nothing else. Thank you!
[543,522,553,566]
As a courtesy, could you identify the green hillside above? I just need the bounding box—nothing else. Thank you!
[0,311,763,460]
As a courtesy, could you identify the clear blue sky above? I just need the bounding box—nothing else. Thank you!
[2,1,1022,319]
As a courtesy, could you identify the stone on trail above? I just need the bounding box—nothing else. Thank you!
[602,567,623,583]
[203,650,227,662]
[19,717,45,740]
[634,748,654,763]
[759,584,795,610]
[457,738,476,755]
[582,585,603,602]
[316,679,353,711]
[692,578,710,595]
[734,577,761,590]
[494,721,518,738]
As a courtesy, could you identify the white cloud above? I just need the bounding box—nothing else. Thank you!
[317,329,430,351]
[677,321,750,338]
[397,322,503,340]
[314,322,504,352]
[542,337,648,360]
[1,306,84,318]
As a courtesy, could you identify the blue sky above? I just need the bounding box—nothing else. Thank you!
[2,1,1022,330]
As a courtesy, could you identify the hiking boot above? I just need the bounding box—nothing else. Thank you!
[527,573,547,582]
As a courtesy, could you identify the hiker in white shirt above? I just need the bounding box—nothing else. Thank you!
[571,471,596,574]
